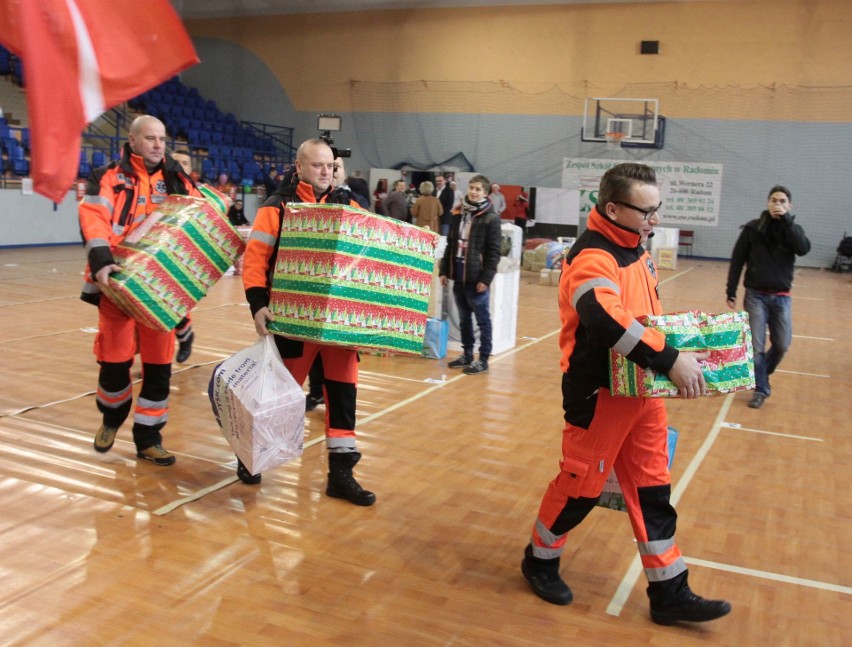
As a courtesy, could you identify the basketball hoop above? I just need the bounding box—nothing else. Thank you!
[605,132,625,151]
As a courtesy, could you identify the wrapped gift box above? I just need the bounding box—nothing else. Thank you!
[610,310,755,397]
[101,194,245,331]
[268,204,439,355]
[597,427,679,511]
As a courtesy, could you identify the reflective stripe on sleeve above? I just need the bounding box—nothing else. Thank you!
[250,230,277,246]
[84,237,110,254]
[612,319,648,357]
[571,277,619,310]
[81,194,114,210]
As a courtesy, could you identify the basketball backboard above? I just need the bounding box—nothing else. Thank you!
[581,97,664,149]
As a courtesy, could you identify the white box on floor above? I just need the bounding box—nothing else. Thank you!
[447,257,519,357]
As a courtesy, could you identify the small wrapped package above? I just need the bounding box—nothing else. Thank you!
[101,194,245,331]
[208,336,305,476]
[610,310,755,397]
[268,203,439,355]
[598,427,679,511]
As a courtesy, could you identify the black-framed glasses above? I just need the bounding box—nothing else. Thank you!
[614,201,662,221]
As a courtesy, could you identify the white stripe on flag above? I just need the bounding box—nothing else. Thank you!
[66,0,105,122]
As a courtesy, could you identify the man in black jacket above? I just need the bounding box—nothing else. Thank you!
[726,185,810,409]
[435,174,454,236]
[439,174,502,375]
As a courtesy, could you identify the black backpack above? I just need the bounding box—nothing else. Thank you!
[837,233,852,257]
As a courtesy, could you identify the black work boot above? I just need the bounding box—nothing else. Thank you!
[521,544,573,605]
[176,331,194,363]
[326,452,376,506]
[648,571,732,625]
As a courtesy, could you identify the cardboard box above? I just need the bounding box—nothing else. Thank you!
[268,204,439,356]
[610,310,755,397]
[102,195,245,331]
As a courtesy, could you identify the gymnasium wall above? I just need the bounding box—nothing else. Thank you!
[178,0,852,269]
[6,1,852,267]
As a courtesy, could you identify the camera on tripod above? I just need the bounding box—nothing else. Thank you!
[317,114,351,158]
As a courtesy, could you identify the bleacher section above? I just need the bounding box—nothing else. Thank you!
[128,76,294,186]
[2,44,293,189]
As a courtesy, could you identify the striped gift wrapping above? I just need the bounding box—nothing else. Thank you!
[609,310,755,397]
[268,203,439,355]
[101,195,245,331]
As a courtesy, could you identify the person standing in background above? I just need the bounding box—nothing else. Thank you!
[725,185,810,409]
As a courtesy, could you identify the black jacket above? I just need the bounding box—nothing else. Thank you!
[726,211,810,298]
[440,202,502,286]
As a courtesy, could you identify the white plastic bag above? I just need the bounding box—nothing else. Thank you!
[208,335,306,475]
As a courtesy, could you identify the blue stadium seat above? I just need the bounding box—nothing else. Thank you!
[92,150,106,167]
[13,157,30,176]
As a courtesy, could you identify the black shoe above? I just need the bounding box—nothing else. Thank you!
[136,444,176,466]
[521,553,573,605]
[747,392,766,409]
[305,394,324,412]
[651,593,732,625]
[237,458,261,485]
[447,354,473,369]
[326,452,376,506]
[463,359,488,375]
[176,331,194,363]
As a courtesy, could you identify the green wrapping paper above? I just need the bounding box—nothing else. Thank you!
[268,203,439,355]
[101,195,245,331]
[610,310,755,397]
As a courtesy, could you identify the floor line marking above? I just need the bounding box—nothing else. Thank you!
[606,393,734,617]
[153,476,240,515]
[774,368,830,379]
[720,421,823,442]
[684,557,852,595]
[154,329,564,514]
[793,334,833,341]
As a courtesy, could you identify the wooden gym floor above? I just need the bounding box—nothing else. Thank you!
[0,246,849,646]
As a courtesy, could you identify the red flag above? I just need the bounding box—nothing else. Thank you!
[0,0,198,203]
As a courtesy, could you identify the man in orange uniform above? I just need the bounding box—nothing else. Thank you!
[241,138,375,506]
[521,163,732,625]
[79,115,201,466]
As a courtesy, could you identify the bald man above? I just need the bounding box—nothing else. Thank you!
[79,115,200,467]
[242,139,376,505]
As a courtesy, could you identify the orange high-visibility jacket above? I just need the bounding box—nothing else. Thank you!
[79,144,199,304]
[242,179,359,316]
[558,207,679,426]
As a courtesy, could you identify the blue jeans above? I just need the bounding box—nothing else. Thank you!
[744,288,792,396]
[453,282,492,360]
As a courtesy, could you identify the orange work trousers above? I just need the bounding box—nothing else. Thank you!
[530,390,686,585]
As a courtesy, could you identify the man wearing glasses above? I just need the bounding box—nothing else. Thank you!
[521,163,732,626]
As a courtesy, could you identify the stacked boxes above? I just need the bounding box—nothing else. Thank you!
[610,310,755,397]
[101,194,245,331]
[268,204,439,356]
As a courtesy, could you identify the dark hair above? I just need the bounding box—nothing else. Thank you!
[469,174,491,194]
[596,163,657,215]
[768,185,791,201]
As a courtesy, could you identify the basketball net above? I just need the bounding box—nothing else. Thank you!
[605,132,625,151]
